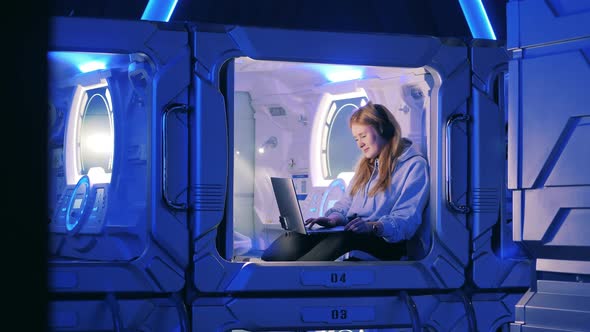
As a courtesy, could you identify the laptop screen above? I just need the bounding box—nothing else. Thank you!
[270,177,308,235]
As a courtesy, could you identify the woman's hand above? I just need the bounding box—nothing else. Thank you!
[344,216,373,234]
[304,216,338,229]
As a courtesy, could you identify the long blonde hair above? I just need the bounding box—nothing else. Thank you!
[348,102,404,197]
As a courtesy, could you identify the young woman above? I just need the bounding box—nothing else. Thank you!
[261,102,430,261]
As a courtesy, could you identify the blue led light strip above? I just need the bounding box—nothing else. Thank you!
[141,0,179,22]
[459,0,497,40]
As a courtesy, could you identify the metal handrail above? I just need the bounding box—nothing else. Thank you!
[445,113,471,214]
[162,103,189,211]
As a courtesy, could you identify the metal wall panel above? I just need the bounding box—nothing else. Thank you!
[507,0,590,330]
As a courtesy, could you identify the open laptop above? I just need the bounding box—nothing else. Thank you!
[270,177,346,235]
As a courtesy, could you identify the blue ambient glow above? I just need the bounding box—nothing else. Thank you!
[78,61,106,73]
[459,0,497,40]
[48,52,113,74]
[325,68,363,83]
[141,0,179,22]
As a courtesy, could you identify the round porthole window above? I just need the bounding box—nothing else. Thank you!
[78,87,114,176]
[323,97,368,179]
[311,90,368,187]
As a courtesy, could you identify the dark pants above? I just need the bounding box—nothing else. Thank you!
[261,231,407,261]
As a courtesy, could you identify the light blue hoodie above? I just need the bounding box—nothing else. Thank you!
[325,138,430,243]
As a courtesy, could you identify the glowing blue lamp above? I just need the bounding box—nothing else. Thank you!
[459,0,497,40]
[325,69,363,83]
[141,0,179,22]
[78,61,106,73]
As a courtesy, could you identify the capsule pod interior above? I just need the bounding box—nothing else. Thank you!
[189,24,524,293]
[230,57,432,261]
[47,17,190,293]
